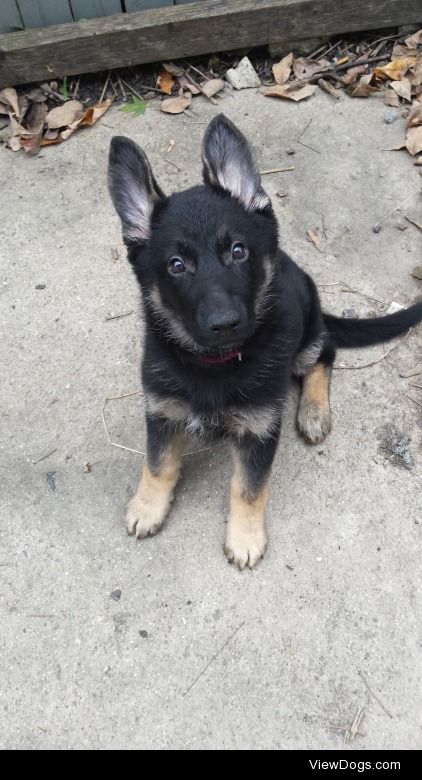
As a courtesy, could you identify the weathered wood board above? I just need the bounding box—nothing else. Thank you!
[0,0,421,88]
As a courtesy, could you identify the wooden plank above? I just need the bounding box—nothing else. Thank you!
[0,1,23,34]
[70,1,122,21]
[1,0,421,88]
[17,0,73,29]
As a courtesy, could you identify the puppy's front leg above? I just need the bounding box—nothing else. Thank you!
[127,415,185,539]
[225,425,281,570]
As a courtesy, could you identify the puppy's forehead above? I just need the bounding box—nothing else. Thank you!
[163,185,246,235]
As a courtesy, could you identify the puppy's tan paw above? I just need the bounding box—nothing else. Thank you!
[297,400,331,445]
[224,523,267,570]
[126,493,170,539]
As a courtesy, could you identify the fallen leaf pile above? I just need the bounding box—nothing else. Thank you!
[0,83,112,155]
[264,29,422,163]
[155,61,226,114]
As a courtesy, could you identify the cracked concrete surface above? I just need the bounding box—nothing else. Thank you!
[1,87,421,750]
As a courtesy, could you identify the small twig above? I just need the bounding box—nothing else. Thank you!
[187,63,208,81]
[31,448,57,465]
[183,71,217,104]
[399,367,422,378]
[183,622,245,697]
[345,706,365,743]
[318,280,385,307]
[297,140,321,155]
[373,188,421,232]
[410,383,422,390]
[119,77,159,101]
[405,216,422,232]
[116,75,127,101]
[110,79,119,98]
[318,78,341,99]
[28,614,56,619]
[319,39,343,59]
[296,117,312,142]
[406,394,422,409]
[334,333,409,371]
[358,670,393,719]
[164,158,182,171]
[105,310,134,322]
[336,55,391,72]
[99,72,111,104]
[260,166,295,175]
[72,77,80,99]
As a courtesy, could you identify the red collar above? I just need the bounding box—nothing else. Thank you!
[199,349,242,365]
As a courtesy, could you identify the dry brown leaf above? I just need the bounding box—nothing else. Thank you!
[407,103,422,127]
[263,84,317,101]
[272,52,293,85]
[405,29,422,49]
[406,125,422,156]
[306,229,323,252]
[0,102,8,115]
[46,100,83,129]
[293,57,330,80]
[0,87,19,117]
[373,58,416,81]
[40,99,112,148]
[79,99,112,127]
[384,88,400,107]
[342,65,366,85]
[177,75,200,94]
[156,67,175,95]
[409,60,422,87]
[391,78,412,102]
[414,156,422,165]
[393,43,420,59]
[201,78,225,98]
[162,61,185,77]
[350,74,381,97]
[161,95,192,114]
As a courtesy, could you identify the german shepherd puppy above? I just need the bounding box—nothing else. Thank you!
[108,114,422,569]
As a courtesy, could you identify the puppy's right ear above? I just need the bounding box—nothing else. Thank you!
[108,136,165,245]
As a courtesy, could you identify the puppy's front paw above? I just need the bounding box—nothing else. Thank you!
[224,523,267,570]
[297,400,331,445]
[126,493,170,539]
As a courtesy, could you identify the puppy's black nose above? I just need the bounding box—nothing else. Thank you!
[208,311,241,333]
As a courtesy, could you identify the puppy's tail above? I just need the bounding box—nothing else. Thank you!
[323,302,422,348]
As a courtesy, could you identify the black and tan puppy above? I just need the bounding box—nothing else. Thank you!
[108,115,422,569]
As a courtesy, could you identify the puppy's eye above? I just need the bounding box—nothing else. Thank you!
[168,256,186,275]
[231,242,248,262]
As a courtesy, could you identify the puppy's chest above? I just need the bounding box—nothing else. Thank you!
[145,392,280,440]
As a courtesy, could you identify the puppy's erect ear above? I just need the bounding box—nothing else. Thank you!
[202,114,270,212]
[108,136,165,244]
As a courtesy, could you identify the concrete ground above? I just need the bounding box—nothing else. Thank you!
[1,86,421,751]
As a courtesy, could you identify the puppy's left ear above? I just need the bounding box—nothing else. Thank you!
[202,114,270,212]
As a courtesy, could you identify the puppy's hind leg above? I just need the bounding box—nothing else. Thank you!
[297,342,336,445]
[127,415,185,539]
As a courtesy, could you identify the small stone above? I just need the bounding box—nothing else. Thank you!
[35,284,46,290]
[139,630,148,639]
[385,300,405,315]
[110,589,122,602]
[384,108,400,124]
[286,148,295,156]
[225,57,261,90]
[342,308,357,319]
[411,265,422,280]
[373,224,381,233]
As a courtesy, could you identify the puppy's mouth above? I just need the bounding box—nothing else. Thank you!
[198,346,243,365]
